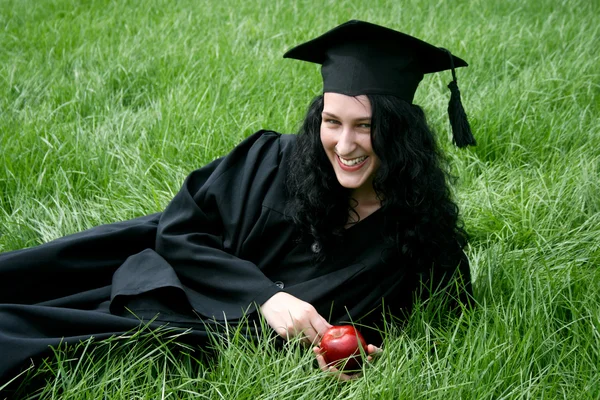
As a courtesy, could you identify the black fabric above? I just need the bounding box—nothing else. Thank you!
[0,130,471,384]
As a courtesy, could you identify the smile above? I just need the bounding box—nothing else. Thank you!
[338,155,368,166]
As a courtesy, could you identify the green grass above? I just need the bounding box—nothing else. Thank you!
[1,0,599,398]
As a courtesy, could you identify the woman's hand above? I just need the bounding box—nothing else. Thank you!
[313,344,382,381]
[260,292,332,345]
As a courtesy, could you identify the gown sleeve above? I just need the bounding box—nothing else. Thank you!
[356,240,473,346]
[154,130,287,320]
[410,239,473,313]
[0,213,161,305]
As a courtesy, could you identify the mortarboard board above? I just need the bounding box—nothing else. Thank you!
[284,20,476,147]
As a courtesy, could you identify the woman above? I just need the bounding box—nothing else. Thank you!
[0,20,474,383]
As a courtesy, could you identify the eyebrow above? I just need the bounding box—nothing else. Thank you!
[322,111,371,121]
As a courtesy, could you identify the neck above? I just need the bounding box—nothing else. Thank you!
[350,181,380,206]
[346,185,381,226]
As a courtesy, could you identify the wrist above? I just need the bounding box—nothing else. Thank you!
[255,283,285,308]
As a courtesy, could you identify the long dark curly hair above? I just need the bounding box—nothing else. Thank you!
[285,94,467,269]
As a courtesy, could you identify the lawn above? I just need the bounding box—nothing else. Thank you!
[1,0,599,398]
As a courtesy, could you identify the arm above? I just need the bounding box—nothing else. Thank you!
[420,243,473,311]
[155,131,331,342]
[155,131,285,320]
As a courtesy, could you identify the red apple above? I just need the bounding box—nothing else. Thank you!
[320,325,367,371]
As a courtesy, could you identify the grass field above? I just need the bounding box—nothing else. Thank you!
[1,0,599,398]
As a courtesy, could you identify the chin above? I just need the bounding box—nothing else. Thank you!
[335,177,364,190]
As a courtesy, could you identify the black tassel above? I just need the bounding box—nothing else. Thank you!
[448,80,476,147]
[444,49,476,148]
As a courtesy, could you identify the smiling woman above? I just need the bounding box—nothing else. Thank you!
[320,93,381,218]
[0,20,474,385]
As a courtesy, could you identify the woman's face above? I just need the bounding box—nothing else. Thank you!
[320,92,380,199]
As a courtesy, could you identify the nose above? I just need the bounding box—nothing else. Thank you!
[335,127,357,156]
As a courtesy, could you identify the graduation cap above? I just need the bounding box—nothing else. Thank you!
[283,20,476,147]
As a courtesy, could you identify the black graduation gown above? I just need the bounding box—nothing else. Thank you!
[0,130,470,383]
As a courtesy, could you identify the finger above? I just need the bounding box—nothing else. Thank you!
[285,322,300,339]
[276,324,299,341]
[303,327,319,345]
[275,327,290,340]
[314,348,361,381]
[367,344,383,356]
[344,372,362,381]
[313,347,328,370]
[325,365,358,382]
[310,315,332,341]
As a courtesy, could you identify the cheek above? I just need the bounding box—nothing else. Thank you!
[372,156,381,172]
[320,128,335,152]
[360,135,375,154]
[365,137,380,168]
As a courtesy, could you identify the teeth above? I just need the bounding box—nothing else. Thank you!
[339,155,367,166]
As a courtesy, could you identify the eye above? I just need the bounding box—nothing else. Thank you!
[324,119,341,125]
[357,123,371,129]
